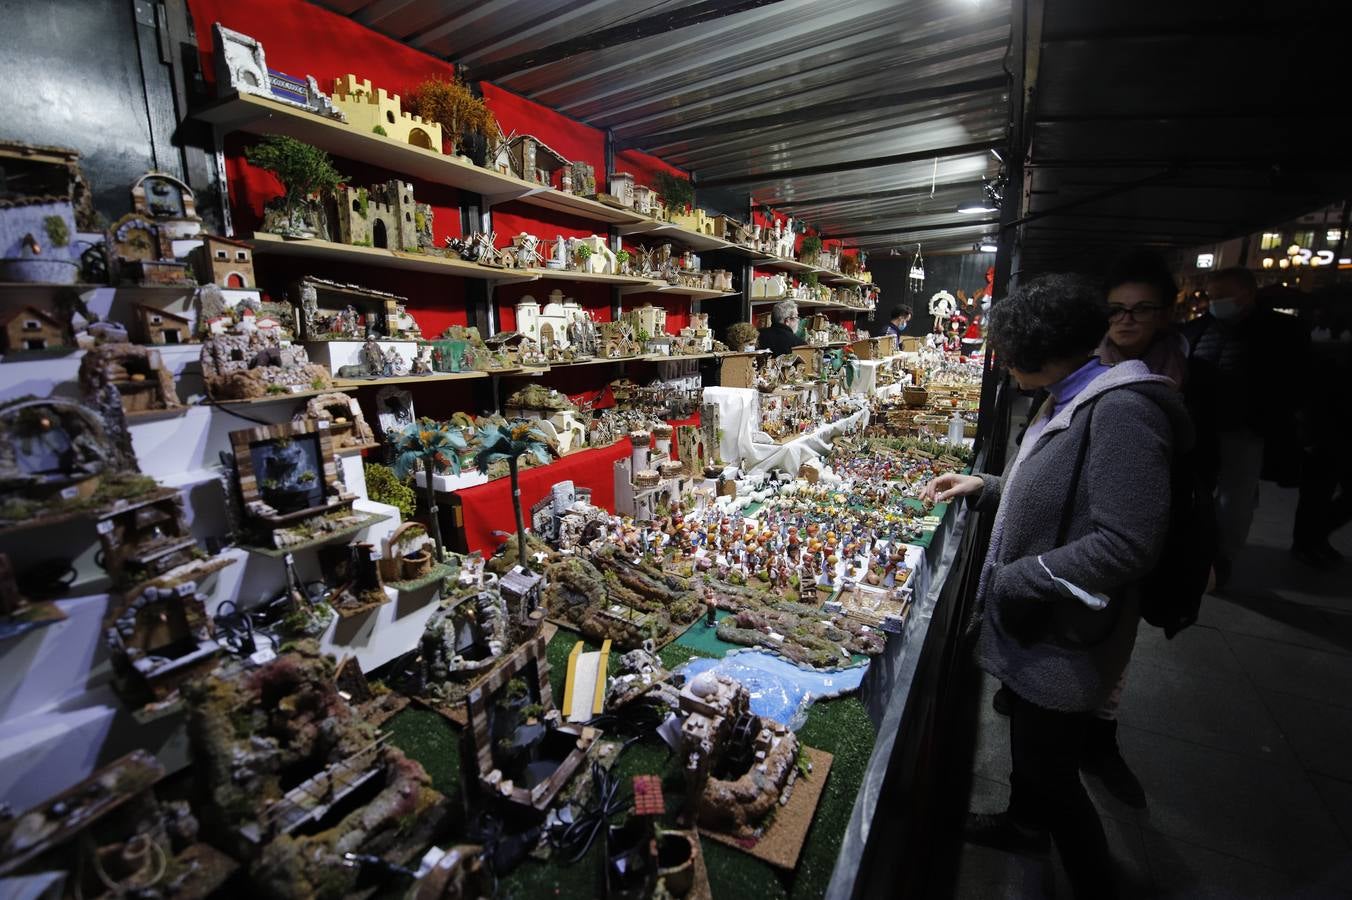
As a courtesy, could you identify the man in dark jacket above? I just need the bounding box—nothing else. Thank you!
[1182,267,1308,583]
[924,275,1191,900]
[757,299,799,357]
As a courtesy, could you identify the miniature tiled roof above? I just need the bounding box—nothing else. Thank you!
[631,774,664,816]
[0,305,63,327]
[0,195,69,209]
[300,275,408,303]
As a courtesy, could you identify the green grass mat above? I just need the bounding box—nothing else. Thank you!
[384,627,877,900]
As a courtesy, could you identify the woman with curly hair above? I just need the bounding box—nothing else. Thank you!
[922,274,1193,898]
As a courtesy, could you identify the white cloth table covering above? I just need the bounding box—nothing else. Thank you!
[702,386,870,473]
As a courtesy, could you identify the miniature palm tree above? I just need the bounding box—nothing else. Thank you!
[244,136,344,235]
[473,421,558,571]
[392,417,468,562]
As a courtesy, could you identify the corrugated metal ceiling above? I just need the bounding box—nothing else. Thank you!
[311,0,1012,254]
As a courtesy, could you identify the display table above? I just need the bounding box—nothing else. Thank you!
[703,386,870,473]
[849,356,912,396]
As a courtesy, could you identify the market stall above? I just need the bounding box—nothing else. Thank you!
[0,1,999,898]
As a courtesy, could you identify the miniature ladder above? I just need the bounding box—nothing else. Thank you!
[563,639,611,723]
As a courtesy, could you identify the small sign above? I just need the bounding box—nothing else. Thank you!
[96,518,115,534]
[60,486,80,500]
[1195,253,1215,269]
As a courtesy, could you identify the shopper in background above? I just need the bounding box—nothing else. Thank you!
[922,274,1190,900]
[1292,297,1352,566]
[884,304,912,339]
[1183,267,1308,582]
[758,299,800,357]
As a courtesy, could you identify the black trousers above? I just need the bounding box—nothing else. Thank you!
[1294,445,1352,548]
[1006,688,1118,900]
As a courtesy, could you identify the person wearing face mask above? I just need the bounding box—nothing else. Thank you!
[922,275,1191,900]
[1182,267,1308,586]
[884,304,912,339]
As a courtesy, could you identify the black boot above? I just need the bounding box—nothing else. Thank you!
[992,684,1014,717]
[1080,717,1146,809]
[963,811,1050,856]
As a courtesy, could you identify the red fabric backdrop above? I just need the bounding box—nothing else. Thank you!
[456,411,700,555]
[613,148,687,189]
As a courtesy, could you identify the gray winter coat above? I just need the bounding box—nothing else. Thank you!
[972,361,1194,713]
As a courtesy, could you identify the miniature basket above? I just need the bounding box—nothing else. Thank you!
[902,386,929,408]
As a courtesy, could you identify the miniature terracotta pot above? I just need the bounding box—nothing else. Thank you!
[401,549,433,579]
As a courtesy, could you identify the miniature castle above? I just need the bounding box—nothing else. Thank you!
[613,430,685,521]
[331,74,442,151]
[334,180,430,252]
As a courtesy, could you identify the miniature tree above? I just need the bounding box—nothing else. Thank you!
[473,421,558,571]
[407,76,499,156]
[244,136,344,235]
[392,417,468,562]
[654,171,695,214]
[799,234,823,265]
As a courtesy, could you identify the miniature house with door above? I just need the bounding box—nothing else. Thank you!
[136,304,192,345]
[295,276,406,341]
[331,74,442,151]
[462,632,600,813]
[1,305,66,352]
[192,234,255,288]
[514,290,586,352]
[608,172,636,209]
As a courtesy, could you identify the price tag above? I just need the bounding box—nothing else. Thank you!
[96,519,115,534]
[317,420,329,429]
[60,486,80,500]
[249,647,276,666]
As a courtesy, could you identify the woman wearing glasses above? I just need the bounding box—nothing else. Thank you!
[1098,249,1189,386]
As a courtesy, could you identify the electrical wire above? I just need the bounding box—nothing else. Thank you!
[548,759,631,864]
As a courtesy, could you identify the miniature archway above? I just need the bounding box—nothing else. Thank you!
[226,273,245,288]
[407,128,434,150]
[372,218,388,249]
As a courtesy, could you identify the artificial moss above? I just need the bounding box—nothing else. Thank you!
[385,627,877,900]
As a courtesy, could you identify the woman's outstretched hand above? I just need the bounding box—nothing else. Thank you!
[920,473,985,504]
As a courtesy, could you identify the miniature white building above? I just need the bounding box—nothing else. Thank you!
[608,172,635,208]
[624,304,666,339]
[331,75,442,151]
[515,290,586,351]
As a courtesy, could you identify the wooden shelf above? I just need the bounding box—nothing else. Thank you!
[522,267,660,287]
[755,255,817,274]
[198,92,537,198]
[249,233,536,283]
[513,188,646,226]
[616,220,735,253]
[210,387,347,408]
[239,512,392,558]
[619,283,739,301]
[197,92,646,226]
[333,371,487,388]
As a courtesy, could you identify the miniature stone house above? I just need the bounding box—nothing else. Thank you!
[1,305,65,352]
[293,392,375,452]
[106,578,220,705]
[79,343,182,415]
[96,489,196,585]
[334,180,428,252]
[192,234,255,288]
[331,74,442,150]
[136,304,192,345]
[200,331,332,401]
[506,135,569,187]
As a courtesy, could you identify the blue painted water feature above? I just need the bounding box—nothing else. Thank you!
[673,650,867,729]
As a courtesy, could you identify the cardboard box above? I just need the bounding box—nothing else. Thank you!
[900,336,921,353]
